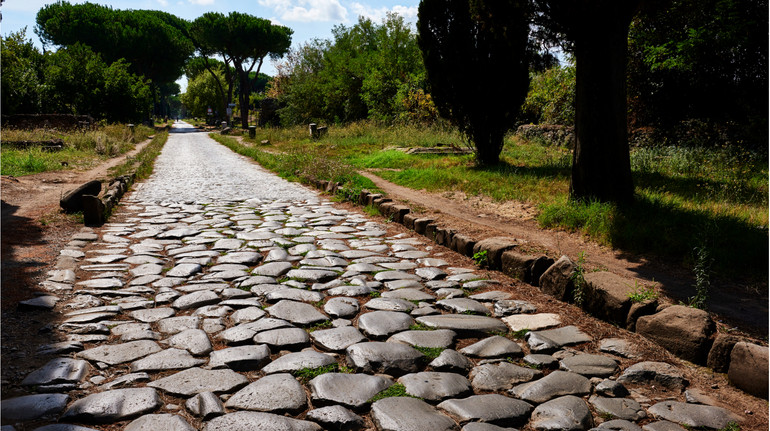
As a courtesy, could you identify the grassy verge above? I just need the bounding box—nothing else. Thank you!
[110,131,169,180]
[1,124,154,176]
[213,121,768,281]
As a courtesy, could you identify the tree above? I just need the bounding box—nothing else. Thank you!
[181,68,226,118]
[190,12,292,128]
[418,0,531,166]
[1,28,44,115]
[533,0,640,203]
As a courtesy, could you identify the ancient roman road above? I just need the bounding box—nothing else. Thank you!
[0,122,746,430]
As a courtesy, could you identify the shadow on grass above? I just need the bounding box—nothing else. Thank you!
[635,170,767,206]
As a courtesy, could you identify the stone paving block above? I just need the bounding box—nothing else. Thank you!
[371,397,460,431]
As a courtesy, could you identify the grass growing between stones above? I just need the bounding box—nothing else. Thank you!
[409,322,435,331]
[293,363,353,383]
[1,124,154,176]
[213,122,768,282]
[413,346,444,359]
[368,383,420,403]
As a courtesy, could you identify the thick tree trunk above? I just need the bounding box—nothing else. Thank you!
[569,7,635,203]
[237,68,250,129]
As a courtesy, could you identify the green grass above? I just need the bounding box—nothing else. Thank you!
[208,121,768,283]
[367,383,420,403]
[110,131,169,180]
[293,363,352,383]
[413,346,444,359]
[627,281,659,303]
[1,124,153,176]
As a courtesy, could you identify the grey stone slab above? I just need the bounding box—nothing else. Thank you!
[385,279,424,290]
[437,298,490,315]
[37,341,84,355]
[560,354,620,378]
[22,358,90,387]
[469,362,542,391]
[186,392,226,420]
[398,372,473,402]
[209,345,271,371]
[324,297,360,318]
[266,300,328,325]
[358,311,415,338]
[522,354,558,370]
[78,340,161,365]
[418,258,450,267]
[461,424,519,431]
[203,411,322,431]
[193,305,233,318]
[374,271,422,282]
[438,394,533,427]
[76,278,123,289]
[365,297,416,312]
[173,290,220,310]
[599,338,638,359]
[217,251,262,265]
[157,316,201,334]
[217,318,293,344]
[130,348,206,371]
[225,373,307,413]
[102,372,151,390]
[382,288,435,302]
[262,350,337,374]
[86,254,128,264]
[1,393,69,422]
[158,228,200,239]
[124,414,196,431]
[616,362,687,390]
[62,311,116,324]
[647,401,741,430]
[510,370,592,403]
[221,297,264,308]
[530,395,594,431]
[232,306,267,323]
[266,288,324,303]
[167,263,203,278]
[415,267,448,281]
[253,327,310,349]
[460,336,523,359]
[61,387,161,423]
[589,396,647,421]
[130,263,164,277]
[388,329,456,349]
[124,255,164,265]
[526,326,592,352]
[591,420,644,430]
[305,405,365,431]
[19,295,60,310]
[131,308,176,323]
[286,269,339,283]
[346,341,425,375]
[164,328,213,355]
[380,262,418,271]
[148,367,249,396]
[346,263,386,273]
[430,349,473,373]
[493,300,537,317]
[641,421,687,431]
[311,326,367,352]
[31,425,100,431]
[502,313,561,332]
[326,284,375,296]
[371,397,459,431]
[415,315,507,336]
[309,373,393,409]
[595,379,630,398]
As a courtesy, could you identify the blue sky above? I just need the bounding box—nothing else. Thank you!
[0,0,420,88]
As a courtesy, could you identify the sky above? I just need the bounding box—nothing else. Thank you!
[0,0,420,90]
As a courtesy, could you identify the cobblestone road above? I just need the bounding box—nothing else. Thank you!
[1,123,743,431]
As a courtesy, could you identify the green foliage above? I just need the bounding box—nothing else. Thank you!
[627,281,658,303]
[472,250,489,268]
[522,62,575,126]
[182,69,227,118]
[413,346,444,359]
[418,0,531,165]
[293,363,350,383]
[307,320,332,332]
[571,251,587,307]
[689,242,713,309]
[1,28,44,115]
[511,329,530,339]
[368,383,420,403]
[369,291,382,298]
[409,322,435,331]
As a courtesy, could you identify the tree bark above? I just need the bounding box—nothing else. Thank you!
[568,3,637,203]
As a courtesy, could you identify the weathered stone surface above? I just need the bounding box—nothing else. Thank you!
[538,256,575,301]
[124,414,195,431]
[635,305,715,364]
[173,290,220,310]
[382,288,436,302]
[472,237,518,269]
[706,334,742,373]
[437,298,490,315]
[460,336,522,359]
[493,300,537,317]
[62,388,161,423]
[286,269,339,283]
[728,341,768,399]
[266,288,324,303]
[253,327,310,349]
[19,295,60,310]
[157,316,201,334]
[559,354,620,378]
[209,345,271,370]
[582,272,635,326]
[131,307,176,323]
[324,297,360,318]
[186,391,226,420]
[470,362,541,391]
[438,394,533,427]
[415,315,506,336]
[28,425,101,431]
[502,313,561,332]
[371,397,459,431]
[21,358,89,387]
[311,326,367,352]
[526,326,592,352]
[648,401,741,430]
[388,329,456,349]
[306,405,365,431]
[530,395,593,431]
[599,338,637,359]
[166,263,203,278]
[162,328,213,356]
[78,340,161,365]
[130,348,206,371]
[510,370,592,403]
[266,300,328,325]
[226,373,307,413]
[309,373,393,409]
[346,342,425,375]
[640,421,688,431]
[595,379,630,398]
[430,349,473,373]
[1,393,69,422]
[148,367,248,396]
[262,351,337,374]
[522,354,558,370]
[365,297,416,312]
[398,372,473,402]
[358,311,415,338]
[589,396,646,421]
[616,362,687,390]
[252,262,293,277]
[203,411,322,431]
[592,419,643,430]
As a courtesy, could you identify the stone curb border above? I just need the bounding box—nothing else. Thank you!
[81,174,136,226]
[311,178,768,400]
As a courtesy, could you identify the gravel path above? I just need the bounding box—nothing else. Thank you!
[0,123,748,431]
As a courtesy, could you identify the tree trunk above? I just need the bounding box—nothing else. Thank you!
[569,6,635,203]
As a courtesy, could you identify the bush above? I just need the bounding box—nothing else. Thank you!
[522,62,576,126]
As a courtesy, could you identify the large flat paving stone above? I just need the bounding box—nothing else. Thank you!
[21,358,90,387]
[203,411,322,431]
[252,327,310,350]
[148,367,249,396]
[530,395,593,431]
[1,393,69,422]
[173,290,220,310]
[124,414,196,431]
[469,362,542,391]
[648,401,742,430]
[438,394,533,427]
[262,351,337,374]
[616,362,687,390]
[589,396,647,421]
[77,340,161,365]
[371,397,460,431]
[323,297,360,318]
[309,373,393,409]
[225,373,307,413]
[358,311,415,338]
[460,336,522,359]
[61,388,161,423]
[560,354,620,378]
[415,315,507,336]
[346,342,425,375]
[388,329,457,349]
[398,372,473,402]
[305,405,365,431]
[209,345,271,371]
[266,300,328,325]
[164,328,213,356]
[310,326,367,352]
[509,370,592,403]
[130,348,206,372]
[526,325,592,352]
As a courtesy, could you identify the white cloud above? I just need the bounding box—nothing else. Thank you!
[350,3,418,23]
[157,0,169,6]
[258,0,348,22]
[188,0,215,5]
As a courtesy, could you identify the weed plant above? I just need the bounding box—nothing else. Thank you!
[571,251,587,307]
